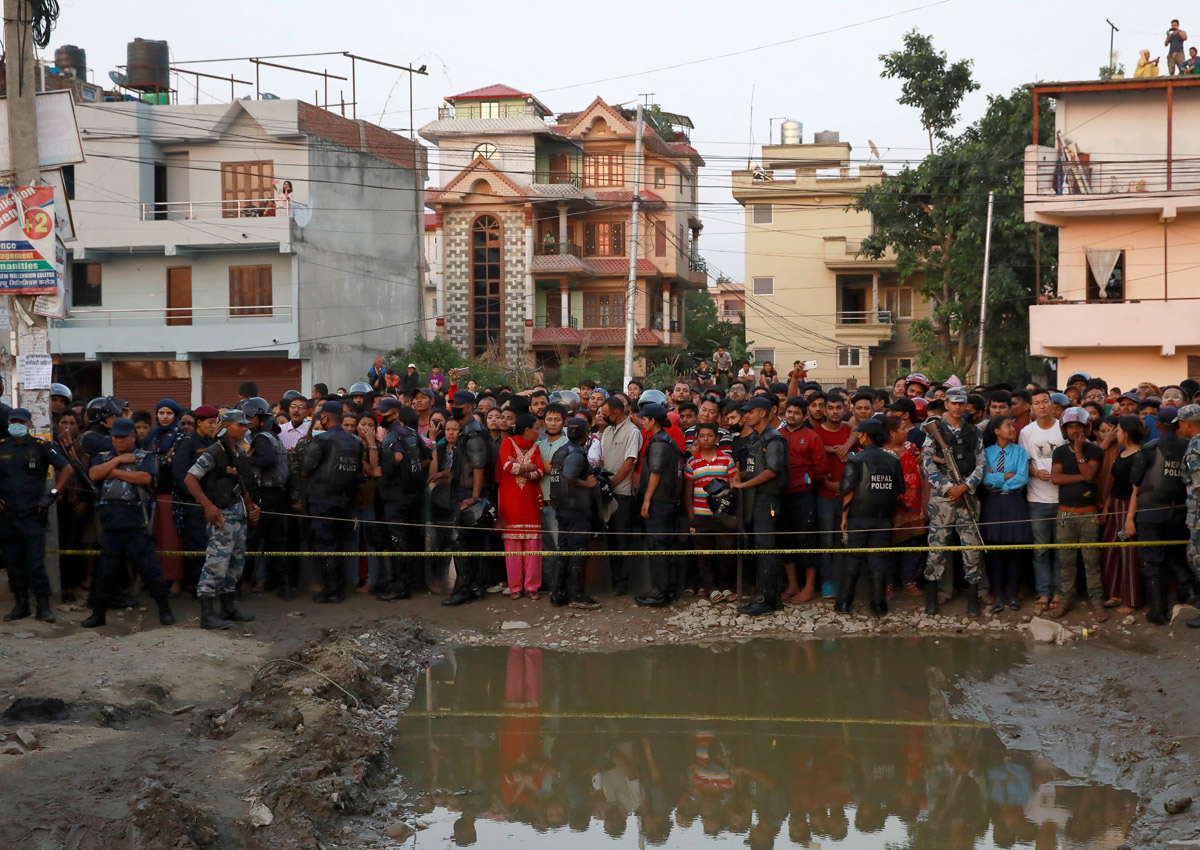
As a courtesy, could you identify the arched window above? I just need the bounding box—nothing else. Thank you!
[471,215,503,357]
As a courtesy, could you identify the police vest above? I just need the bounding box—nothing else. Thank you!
[453,422,493,492]
[379,425,426,500]
[250,429,289,491]
[639,430,682,503]
[200,440,243,510]
[307,430,363,507]
[551,442,592,512]
[845,445,904,519]
[934,419,980,480]
[1138,435,1187,511]
[96,449,154,517]
[739,428,788,497]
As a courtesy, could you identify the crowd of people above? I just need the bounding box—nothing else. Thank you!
[2,363,1199,632]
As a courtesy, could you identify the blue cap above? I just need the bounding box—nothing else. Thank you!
[1049,392,1070,407]
[110,417,136,437]
[452,390,476,405]
[739,397,773,413]
[7,407,31,422]
[320,400,345,416]
[375,397,403,412]
[1158,407,1180,425]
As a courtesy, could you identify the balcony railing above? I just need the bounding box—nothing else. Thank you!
[688,256,708,275]
[532,171,583,189]
[54,305,294,327]
[1029,155,1200,196]
[534,314,579,330]
[837,310,893,325]
[534,240,582,257]
[140,198,297,221]
[650,314,681,333]
[437,102,538,120]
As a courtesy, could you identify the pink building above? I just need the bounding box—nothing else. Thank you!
[1026,76,1200,388]
[714,280,744,322]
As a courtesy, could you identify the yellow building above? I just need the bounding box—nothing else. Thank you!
[730,135,929,387]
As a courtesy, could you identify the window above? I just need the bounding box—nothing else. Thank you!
[470,215,504,357]
[653,167,666,188]
[152,162,168,221]
[479,101,501,119]
[583,292,626,328]
[61,164,75,199]
[221,160,274,218]
[751,276,774,296]
[1085,249,1125,301]
[752,203,773,224]
[583,221,625,257]
[678,169,687,196]
[654,221,666,257]
[583,153,624,187]
[473,142,497,160]
[229,265,273,317]
[167,267,192,326]
[753,349,774,365]
[837,347,863,368]
[883,286,913,319]
[70,262,101,307]
[884,357,913,378]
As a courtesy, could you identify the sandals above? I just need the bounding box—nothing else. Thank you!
[722,590,737,603]
[1034,596,1049,613]
[529,592,540,602]
[1103,597,1122,609]
[1046,596,1066,619]
[709,589,723,603]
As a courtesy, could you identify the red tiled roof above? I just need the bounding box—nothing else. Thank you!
[584,257,660,276]
[447,83,533,101]
[532,328,581,345]
[297,102,423,172]
[591,190,665,205]
[424,213,442,230]
[531,254,586,273]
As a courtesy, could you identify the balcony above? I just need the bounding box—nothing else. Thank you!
[685,255,708,287]
[74,197,292,255]
[49,305,298,358]
[437,102,539,120]
[531,241,587,274]
[531,171,582,189]
[140,198,297,222]
[823,236,895,269]
[534,314,579,330]
[1029,298,1198,357]
[835,310,895,347]
[1024,145,1200,220]
[534,240,581,257]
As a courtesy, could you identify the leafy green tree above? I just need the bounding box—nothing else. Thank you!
[684,284,748,367]
[880,29,980,154]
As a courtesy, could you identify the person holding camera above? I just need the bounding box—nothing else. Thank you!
[1167,19,1189,75]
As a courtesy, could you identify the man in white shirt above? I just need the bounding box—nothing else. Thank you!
[599,396,642,595]
[278,396,311,451]
[1018,388,1066,609]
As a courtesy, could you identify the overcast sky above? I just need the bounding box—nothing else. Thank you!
[48,0,1189,281]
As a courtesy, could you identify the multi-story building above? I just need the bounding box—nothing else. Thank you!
[1025,75,1200,387]
[714,280,745,323]
[731,133,929,387]
[419,84,707,370]
[49,97,423,407]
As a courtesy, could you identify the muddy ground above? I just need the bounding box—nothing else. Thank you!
[1,586,1198,848]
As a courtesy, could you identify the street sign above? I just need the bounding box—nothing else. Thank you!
[0,185,57,294]
[0,90,85,171]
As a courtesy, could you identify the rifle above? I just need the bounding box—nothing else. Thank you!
[921,417,983,529]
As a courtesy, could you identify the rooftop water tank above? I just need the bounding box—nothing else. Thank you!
[126,38,169,92]
[54,44,86,79]
[780,120,802,146]
[814,130,840,144]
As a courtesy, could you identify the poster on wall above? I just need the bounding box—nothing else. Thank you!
[0,186,58,294]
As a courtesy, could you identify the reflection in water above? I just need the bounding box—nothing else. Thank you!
[392,639,1135,848]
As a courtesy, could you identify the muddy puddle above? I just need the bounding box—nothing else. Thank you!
[390,638,1136,847]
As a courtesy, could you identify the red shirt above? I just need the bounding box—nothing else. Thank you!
[812,423,851,500]
[782,425,829,493]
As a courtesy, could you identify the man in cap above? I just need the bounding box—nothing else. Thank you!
[173,405,221,593]
[300,400,365,604]
[1049,407,1106,620]
[239,397,293,598]
[82,418,174,629]
[635,402,683,607]
[837,417,905,617]
[732,396,790,616]
[1176,405,1200,628]
[1128,406,1193,624]
[0,408,73,622]
[922,386,986,615]
[443,390,496,606]
[549,416,601,609]
[374,397,430,600]
[184,409,260,629]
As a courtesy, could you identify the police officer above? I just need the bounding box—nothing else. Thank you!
[172,405,220,593]
[81,396,123,459]
[443,391,496,606]
[0,408,73,622]
[299,400,363,604]
[838,418,905,617]
[922,386,985,616]
[49,383,72,427]
[1129,407,1190,625]
[636,402,683,608]
[1177,405,1200,629]
[348,381,374,415]
[732,395,789,616]
[81,417,174,629]
[239,397,293,598]
[184,409,259,629]
[550,417,601,609]
[375,398,430,601]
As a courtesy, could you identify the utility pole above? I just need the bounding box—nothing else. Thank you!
[622,100,645,390]
[1106,19,1119,71]
[4,0,48,427]
[975,190,995,387]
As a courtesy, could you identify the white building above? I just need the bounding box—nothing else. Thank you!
[51,98,424,408]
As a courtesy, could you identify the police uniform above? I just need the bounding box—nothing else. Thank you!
[83,422,173,628]
[1130,416,1190,624]
[635,419,683,607]
[172,418,217,590]
[299,418,363,602]
[737,408,790,615]
[189,434,253,600]
[1179,405,1200,628]
[0,419,69,620]
[376,413,430,600]
[245,417,293,596]
[922,398,985,611]
[550,430,598,608]
[837,428,905,616]
[444,413,495,605]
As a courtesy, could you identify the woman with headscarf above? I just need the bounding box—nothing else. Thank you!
[145,399,186,595]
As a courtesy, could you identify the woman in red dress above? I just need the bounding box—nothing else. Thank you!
[497,414,545,598]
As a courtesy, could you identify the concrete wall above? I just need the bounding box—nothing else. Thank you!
[438,134,537,179]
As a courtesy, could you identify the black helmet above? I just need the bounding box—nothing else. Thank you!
[282,389,306,403]
[349,381,373,396]
[238,397,273,420]
[86,396,122,425]
[461,496,496,529]
[703,478,737,529]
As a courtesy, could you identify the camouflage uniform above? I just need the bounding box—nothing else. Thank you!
[923,423,986,584]
[188,449,249,598]
[1185,431,1200,578]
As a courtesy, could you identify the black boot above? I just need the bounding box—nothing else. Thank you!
[835,567,859,614]
[635,589,669,608]
[155,596,176,626]
[81,605,106,628]
[312,560,343,604]
[1145,575,1169,625]
[966,583,981,617]
[567,560,599,610]
[868,573,888,618]
[34,594,55,623]
[200,596,232,630]
[4,591,30,621]
[377,557,410,601]
[219,593,255,622]
[737,595,776,617]
[924,581,939,615]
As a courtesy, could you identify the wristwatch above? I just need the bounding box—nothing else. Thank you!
[49,488,59,499]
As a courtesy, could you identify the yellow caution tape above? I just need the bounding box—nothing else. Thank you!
[403,709,987,729]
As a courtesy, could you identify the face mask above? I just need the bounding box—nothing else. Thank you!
[450,406,465,420]
[8,424,29,438]
[602,415,615,427]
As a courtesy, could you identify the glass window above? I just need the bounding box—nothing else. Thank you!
[752,203,772,224]
[583,292,625,327]
[837,347,862,368]
[473,142,497,160]
[753,348,774,364]
[70,262,101,307]
[229,265,273,317]
[583,222,625,257]
[654,167,666,188]
[751,276,774,296]
[583,153,624,187]
[471,216,504,357]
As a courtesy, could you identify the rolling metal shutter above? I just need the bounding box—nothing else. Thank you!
[112,360,192,413]
[202,357,301,407]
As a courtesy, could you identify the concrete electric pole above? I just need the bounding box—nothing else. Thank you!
[622,100,644,390]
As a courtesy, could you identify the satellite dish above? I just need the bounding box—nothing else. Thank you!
[108,70,128,87]
[293,204,312,228]
[868,139,881,160]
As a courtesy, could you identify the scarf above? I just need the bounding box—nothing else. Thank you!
[146,399,184,453]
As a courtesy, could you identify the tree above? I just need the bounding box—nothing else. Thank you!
[684,282,748,366]
[880,29,980,154]
[855,87,1058,383]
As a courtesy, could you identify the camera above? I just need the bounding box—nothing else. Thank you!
[1116,529,1129,542]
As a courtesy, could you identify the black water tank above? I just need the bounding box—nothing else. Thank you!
[54,44,86,79]
[126,38,169,92]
